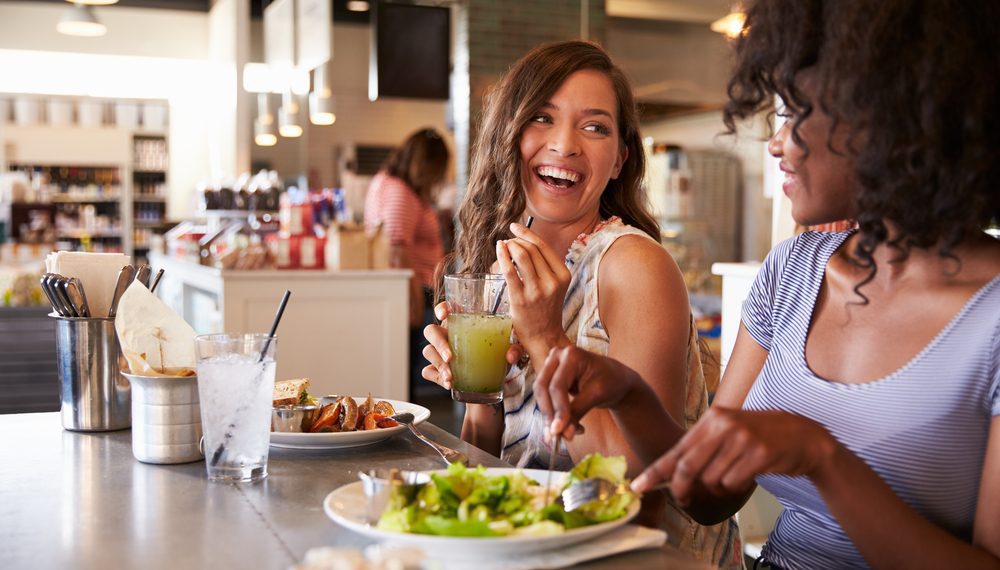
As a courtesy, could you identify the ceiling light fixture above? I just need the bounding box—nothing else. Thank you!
[57,3,107,37]
[278,91,303,138]
[710,10,746,39]
[65,0,119,5]
[346,1,370,12]
[309,61,336,126]
[255,93,277,146]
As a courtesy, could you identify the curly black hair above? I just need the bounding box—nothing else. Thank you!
[723,0,1000,288]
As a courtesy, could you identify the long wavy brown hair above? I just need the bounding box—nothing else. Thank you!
[383,128,449,204]
[723,0,1000,294]
[449,40,659,276]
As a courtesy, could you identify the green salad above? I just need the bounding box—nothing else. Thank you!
[376,453,636,537]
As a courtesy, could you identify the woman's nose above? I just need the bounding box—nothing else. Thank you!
[767,121,788,158]
[548,124,581,157]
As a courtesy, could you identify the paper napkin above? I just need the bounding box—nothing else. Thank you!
[417,525,666,570]
[114,281,196,376]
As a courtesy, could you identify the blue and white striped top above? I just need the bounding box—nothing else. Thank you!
[742,231,1000,569]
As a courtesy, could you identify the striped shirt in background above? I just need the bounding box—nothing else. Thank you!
[363,172,443,288]
[742,231,1000,569]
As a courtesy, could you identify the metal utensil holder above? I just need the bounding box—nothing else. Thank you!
[53,315,131,432]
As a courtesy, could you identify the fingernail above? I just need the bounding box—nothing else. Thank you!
[630,476,647,492]
[510,223,525,232]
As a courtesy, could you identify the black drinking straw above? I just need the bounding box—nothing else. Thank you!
[210,289,291,467]
[259,289,291,363]
[490,216,533,315]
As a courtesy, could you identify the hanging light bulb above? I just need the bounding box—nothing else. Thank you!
[710,6,747,39]
[309,61,336,126]
[254,93,277,147]
[57,3,107,37]
[277,91,303,138]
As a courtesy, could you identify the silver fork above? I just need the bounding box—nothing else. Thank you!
[391,412,469,466]
[561,477,671,512]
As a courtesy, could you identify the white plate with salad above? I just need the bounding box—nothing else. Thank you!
[323,455,640,558]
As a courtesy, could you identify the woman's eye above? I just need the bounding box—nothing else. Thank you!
[584,123,611,135]
[530,114,551,124]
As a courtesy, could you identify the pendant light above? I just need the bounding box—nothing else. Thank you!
[66,0,119,5]
[278,91,303,138]
[57,3,107,37]
[254,93,277,147]
[710,4,746,39]
[309,61,336,126]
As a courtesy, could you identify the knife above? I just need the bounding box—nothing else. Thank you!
[135,264,152,288]
[55,277,79,318]
[149,268,165,293]
[108,265,137,318]
[65,278,91,318]
[48,274,74,317]
[40,274,63,315]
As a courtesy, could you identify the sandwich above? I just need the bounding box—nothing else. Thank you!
[273,378,312,406]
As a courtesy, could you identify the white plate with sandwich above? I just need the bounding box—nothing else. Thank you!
[269,379,431,450]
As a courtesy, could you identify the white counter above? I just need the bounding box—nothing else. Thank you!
[149,254,412,400]
[710,262,761,373]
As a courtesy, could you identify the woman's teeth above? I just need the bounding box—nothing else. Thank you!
[536,166,579,188]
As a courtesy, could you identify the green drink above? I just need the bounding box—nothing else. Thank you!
[444,274,512,404]
[448,313,513,401]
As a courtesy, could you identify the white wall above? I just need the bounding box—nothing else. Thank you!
[0,3,208,59]
[642,111,772,262]
[0,2,215,220]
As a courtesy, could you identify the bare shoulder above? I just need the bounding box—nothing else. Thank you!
[598,234,688,305]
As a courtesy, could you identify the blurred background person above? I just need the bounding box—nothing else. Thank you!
[365,128,450,397]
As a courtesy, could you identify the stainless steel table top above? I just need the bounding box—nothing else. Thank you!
[0,412,709,569]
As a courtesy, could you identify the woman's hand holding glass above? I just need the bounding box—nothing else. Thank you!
[495,222,573,361]
[421,302,524,391]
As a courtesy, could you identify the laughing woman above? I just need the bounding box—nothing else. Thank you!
[420,41,742,567]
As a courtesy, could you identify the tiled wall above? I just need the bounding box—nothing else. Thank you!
[453,0,606,192]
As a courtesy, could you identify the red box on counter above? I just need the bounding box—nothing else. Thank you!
[267,234,326,270]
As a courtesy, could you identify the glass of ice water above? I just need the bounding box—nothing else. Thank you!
[195,333,277,483]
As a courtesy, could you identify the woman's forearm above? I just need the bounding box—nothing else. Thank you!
[461,402,505,457]
[813,443,999,568]
[608,376,685,467]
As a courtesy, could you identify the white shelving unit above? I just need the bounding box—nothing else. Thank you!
[1,109,170,261]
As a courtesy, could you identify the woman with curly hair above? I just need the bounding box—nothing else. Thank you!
[421,40,742,566]
[534,1,1000,568]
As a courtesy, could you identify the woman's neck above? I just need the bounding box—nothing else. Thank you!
[529,211,603,258]
[841,224,998,288]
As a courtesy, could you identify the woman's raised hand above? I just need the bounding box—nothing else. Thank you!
[421,301,525,390]
[496,222,572,359]
[535,345,643,441]
[631,407,838,504]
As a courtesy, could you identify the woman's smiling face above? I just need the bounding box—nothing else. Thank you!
[519,69,627,227]
[769,77,857,227]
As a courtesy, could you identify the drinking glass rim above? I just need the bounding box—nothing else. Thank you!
[195,333,275,343]
[444,273,504,281]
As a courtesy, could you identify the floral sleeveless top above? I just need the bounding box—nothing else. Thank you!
[499,217,743,569]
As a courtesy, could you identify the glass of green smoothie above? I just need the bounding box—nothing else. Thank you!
[444,273,513,404]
